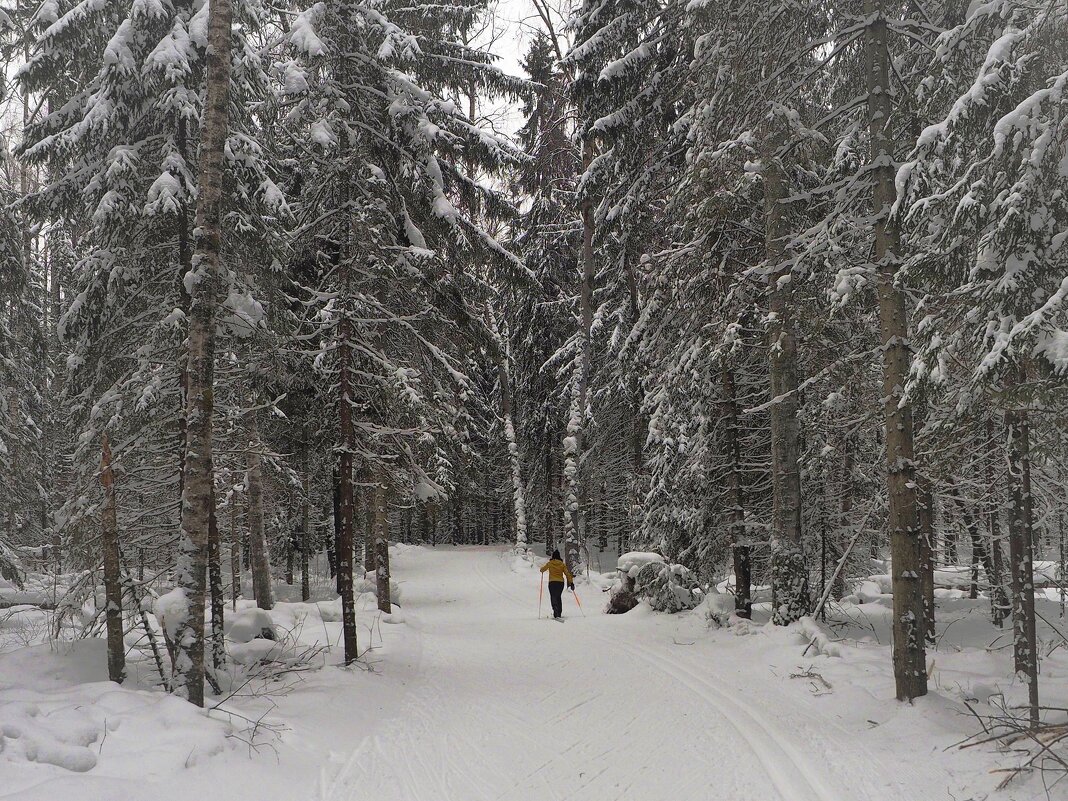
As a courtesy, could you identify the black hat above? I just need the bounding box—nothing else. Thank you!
[551,549,561,560]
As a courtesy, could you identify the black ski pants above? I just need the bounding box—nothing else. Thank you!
[548,581,564,618]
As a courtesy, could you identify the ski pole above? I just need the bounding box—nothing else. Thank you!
[538,574,544,619]
[571,587,585,617]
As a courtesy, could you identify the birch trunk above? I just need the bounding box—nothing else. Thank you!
[866,0,926,700]
[172,0,231,705]
[562,146,596,574]
[100,434,125,684]
[497,344,528,548]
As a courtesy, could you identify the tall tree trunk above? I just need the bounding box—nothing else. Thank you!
[1006,407,1039,726]
[917,476,936,644]
[331,466,341,591]
[230,492,240,610]
[498,346,528,549]
[364,488,376,574]
[986,416,1009,626]
[208,484,225,672]
[172,0,231,705]
[545,436,555,555]
[562,146,596,573]
[866,0,926,700]
[100,434,126,684]
[721,366,750,618]
[947,478,1004,614]
[337,256,359,664]
[246,413,273,610]
[176,116,192,509]
[301,433,311,602]
[831,434,855,601]
[765,131,807,626]
[374,475,391,614]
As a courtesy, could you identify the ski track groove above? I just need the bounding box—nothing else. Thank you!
[474,552,843,801]
[324,549,900,801]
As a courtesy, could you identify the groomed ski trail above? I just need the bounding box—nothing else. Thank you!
[321,547,899,801]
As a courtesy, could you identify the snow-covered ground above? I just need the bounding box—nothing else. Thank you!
[1,545,1064,800]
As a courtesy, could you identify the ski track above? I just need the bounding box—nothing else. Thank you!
[323,547,898,801]
[472,554,843,801]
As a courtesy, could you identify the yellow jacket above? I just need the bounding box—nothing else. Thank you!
[540,559,574,584]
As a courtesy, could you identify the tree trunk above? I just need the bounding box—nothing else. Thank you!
[986,416,1009,626]
[765,129,807,626]
[171,0,231,704]
[100,434,126,684]
[721,366,751,618]
[917,476,936,645]
[831,434,855,601]
[499,356,528,549]
[866,0,926,700]
[230,492,240,610]
[331,466,341,590]
[246,413,273,610]
[545,437,555,555]
[1006,407,1039,726]
[364,487,376,574]
[208,483,225,672]
[562,146,596,574]
[374,475,391,614]
[301,435,311,602]
[337,259,359,664]
[947,479,1004,613]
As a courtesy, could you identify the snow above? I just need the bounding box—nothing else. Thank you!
[223,607,276,643]
[2,546,1065,800]
[617,550,665,575]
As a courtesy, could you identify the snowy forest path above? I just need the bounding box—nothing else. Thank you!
[315,546,886,801]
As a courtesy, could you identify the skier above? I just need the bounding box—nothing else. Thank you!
[539,550,575,619]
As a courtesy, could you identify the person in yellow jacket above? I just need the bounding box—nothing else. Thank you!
[539,550,575,619]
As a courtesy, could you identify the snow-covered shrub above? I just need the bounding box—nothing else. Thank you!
[696,591,736,627]
[633,561,703,613]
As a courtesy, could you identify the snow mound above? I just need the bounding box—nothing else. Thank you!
[617,551,665,577]
[225,607,277,643]
[696,591,736,627]
[798,616,842,658]
[355,573,402,604]
[0,701,98,772]
[152,587,189,639]
[0,641,233,784]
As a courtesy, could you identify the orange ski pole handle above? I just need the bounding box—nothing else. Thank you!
[538,573,544,618]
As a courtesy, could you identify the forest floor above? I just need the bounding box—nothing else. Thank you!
[2,545,1065,800]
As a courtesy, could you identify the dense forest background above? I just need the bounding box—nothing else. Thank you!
[0,0,1065,713]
